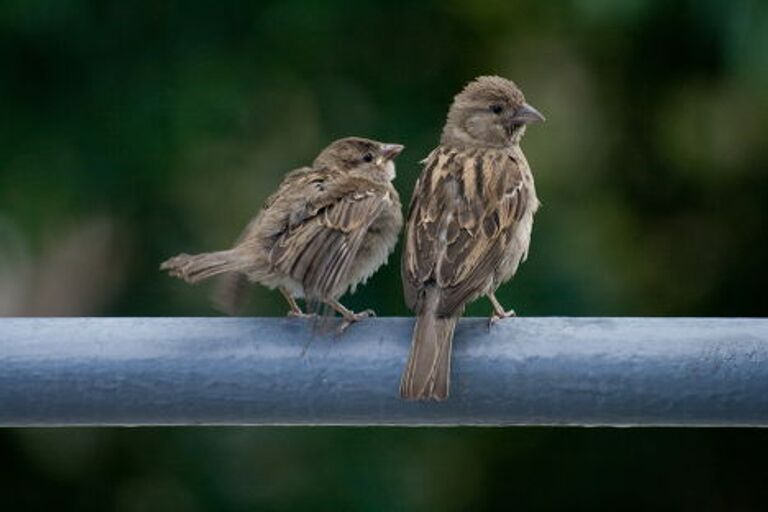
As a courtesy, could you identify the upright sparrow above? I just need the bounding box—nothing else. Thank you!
[400,76,544,400]
[161,137,404,332]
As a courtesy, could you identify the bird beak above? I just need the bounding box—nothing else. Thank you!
[510,103,545,124]
[380,143,404,160]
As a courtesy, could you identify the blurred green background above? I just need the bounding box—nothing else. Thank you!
[1,0,768,510]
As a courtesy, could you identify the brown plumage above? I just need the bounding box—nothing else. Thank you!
[161,137,404,332]
[400,76,545,400]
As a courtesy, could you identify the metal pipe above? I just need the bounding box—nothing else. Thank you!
[1,317,767,426]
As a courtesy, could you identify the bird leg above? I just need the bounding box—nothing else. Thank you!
[279,287,314,318]
[326,299,375,334]
[487,292,516,327]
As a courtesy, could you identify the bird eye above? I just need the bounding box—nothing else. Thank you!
[490,104,503,115]
[362,153,374,163]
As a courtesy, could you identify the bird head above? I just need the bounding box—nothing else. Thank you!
[315,137,404,181]
[441,75,544,148]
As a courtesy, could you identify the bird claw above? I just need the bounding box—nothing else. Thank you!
[488,309,516,328]
[336,309,376,334]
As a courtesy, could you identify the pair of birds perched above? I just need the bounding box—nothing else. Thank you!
[161,75,545,401]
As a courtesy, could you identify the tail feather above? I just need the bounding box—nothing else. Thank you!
[400,307,458,401]
[160,250,247,284]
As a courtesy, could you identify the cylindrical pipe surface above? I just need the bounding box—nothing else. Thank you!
[1,317,767,426]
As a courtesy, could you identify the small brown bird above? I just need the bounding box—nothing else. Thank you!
[400,76,545,400]
[161,137,404,332]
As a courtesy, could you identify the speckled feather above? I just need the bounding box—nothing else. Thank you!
[400,76,543,400]
[402,145,538,316]
[162,137,403,322]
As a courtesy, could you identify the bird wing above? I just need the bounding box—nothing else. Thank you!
[212,166,317,314]
[268,176,392,300]
[402,147,530,316]
[262,166,315,210]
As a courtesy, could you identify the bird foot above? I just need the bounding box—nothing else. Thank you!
[488,309,516,328]
[287,310,316,319]
[336,309,376,334]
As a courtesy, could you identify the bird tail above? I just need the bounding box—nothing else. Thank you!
[160,250,247,284]
[400,291,458,401]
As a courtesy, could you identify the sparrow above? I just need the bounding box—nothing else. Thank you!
[400,76,545,400]
[161,137,404,332]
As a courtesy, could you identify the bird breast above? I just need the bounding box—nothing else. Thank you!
[346,192,403,294]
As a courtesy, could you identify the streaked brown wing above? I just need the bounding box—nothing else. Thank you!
[269,186,389,299]
[262,166,315,209]
[213,166,319,313]
[402,147,528,316]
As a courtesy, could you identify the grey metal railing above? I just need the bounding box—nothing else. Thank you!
[1,317,767,426]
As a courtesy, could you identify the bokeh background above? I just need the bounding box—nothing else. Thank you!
[2,0,768,510]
